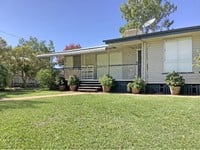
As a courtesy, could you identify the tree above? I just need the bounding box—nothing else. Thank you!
[120,0,177,35]
[8,37,54,87]
[0,63,11,89]
[9,46,37,87]
[19,37,55,70]
[0,37,12,66]
[64,43,81,51]
[0,37,55,88]
[18,37,55,53]
[0,37,7,48]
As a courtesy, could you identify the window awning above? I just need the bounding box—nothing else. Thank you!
[37,45,107,58]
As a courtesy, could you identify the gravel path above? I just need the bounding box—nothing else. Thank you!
[0,92,87,101]
[1,92,199,101]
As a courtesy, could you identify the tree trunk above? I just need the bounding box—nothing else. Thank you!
[21,70,27,88]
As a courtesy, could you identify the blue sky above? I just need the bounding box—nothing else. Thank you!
[0,0,200,51]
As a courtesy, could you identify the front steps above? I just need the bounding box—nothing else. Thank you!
[78,80,102,92]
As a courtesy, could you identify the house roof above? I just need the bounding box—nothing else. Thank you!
[37,45,107,58]
[103,25,200,44]
[37,25,200,58]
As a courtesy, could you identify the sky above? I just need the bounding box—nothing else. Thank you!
[0,0,200,51]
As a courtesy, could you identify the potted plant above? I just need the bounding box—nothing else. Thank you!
[127,76,146,94]
[58,77,67,91]
[67,75,79,91]
[165,71,185,95]
[99,74,114,92]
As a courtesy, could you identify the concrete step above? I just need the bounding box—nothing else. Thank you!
[80,84,101,87]
[78,88,99,92]
[78,80,102,92]
[80,81,100,84]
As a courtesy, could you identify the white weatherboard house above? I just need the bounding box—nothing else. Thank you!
[38,26,200,94]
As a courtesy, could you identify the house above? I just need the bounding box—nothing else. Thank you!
[37,25,200,94]
[11,73,38,88]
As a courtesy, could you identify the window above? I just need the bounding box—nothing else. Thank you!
[164,37,192,73]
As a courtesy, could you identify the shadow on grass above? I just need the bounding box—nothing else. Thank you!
[0,100,50,111]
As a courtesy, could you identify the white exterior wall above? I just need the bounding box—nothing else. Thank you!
[147,40,165,83]
[65,56,73,67]
[146,34,200,84]
[184,35,200,84]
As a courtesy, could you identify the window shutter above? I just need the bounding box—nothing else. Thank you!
[164,40,178,72]
[164,37,192,73]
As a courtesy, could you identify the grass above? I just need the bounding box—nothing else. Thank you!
[0,89,64,99]
[0,94,200,149]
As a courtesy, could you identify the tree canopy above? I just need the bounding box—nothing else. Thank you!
[120,0,177,35]
[0,37,12,66]
[64,43,81,51]
[0,37,7,48]
[0,63,11,89]
[0,36,54,87]
[18,37,55,53]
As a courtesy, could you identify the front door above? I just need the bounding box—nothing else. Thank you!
[137,50,142,77]
[81,54,95,79]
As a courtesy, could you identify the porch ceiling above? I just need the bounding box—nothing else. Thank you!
[107,41,142,50]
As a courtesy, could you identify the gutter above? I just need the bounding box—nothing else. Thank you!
[37,45,107,58]
[103,25,200,44]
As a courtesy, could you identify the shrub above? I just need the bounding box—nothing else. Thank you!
[67,75,79,86]
[127,76,146,92]
[36,69,56,88]
[165,71,185,87]
[99,74,115,87]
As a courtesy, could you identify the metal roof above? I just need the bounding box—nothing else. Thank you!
[37,25,200,58]
[103,25,200,44]
[37,45,107,58]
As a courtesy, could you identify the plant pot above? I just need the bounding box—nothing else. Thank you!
[132,88,140,94]
[69,85,78,91]
[169,86,181,95]
[102,86,111,92]
[59,85,66,91]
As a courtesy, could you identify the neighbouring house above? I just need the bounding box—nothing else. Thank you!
[11,73,38,88]
[37,25,200,94]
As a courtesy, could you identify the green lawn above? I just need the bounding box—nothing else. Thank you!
[0,89,64,99]
[0,94,200,149]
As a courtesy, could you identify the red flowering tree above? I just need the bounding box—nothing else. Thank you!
[64,43,81,50]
